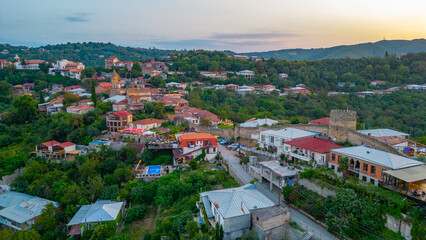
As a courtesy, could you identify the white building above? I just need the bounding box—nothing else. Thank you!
[278,73,288,79]
[199,184,274,240]
[49,59,85,80]
[14,59,45,70]
[240,118,278,128]
[258,128,320,155]
[67,200,125,237]
[236,70,255,80]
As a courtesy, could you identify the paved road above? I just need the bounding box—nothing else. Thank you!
[218,145,254,184]
[218,145,339,240]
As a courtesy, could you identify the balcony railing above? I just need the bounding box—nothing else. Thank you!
[290,152,311,162]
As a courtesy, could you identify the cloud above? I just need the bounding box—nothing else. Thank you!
[152,31,303,51]
[210,32,301,40]
[65,13,92,22]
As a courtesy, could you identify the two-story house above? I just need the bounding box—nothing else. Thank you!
[174,133,218,164]
[106,111,133,132]
[283,137,343,166]
[329,145,423,186]
[258,128,320,155]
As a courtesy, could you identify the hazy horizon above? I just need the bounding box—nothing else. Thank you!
[1,0,426,52]
[1,38,426,54]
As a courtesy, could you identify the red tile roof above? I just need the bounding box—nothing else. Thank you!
[58,142,75,148]
[245,117,256,123]
[309,117,330,125]
[284,137,343,154]
[132,118,165,126]
[42,140,60,147]
[113,111,132,117]
[98,82,112,88]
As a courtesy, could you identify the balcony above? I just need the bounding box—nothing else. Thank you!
[290,152,311,162]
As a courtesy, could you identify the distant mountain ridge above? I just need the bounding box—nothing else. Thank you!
[1,39,426,66]
[240,39,426,60]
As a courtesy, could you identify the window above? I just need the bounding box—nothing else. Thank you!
[332,153,336,161]
[363,163,368,172]
[370,179,375,185]
[331,165,335,170]
[371,166,376,175]
[362,176,367,182]
[270,136,275,143]
[261,135,265,142]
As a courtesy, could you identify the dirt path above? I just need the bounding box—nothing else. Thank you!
[129,206,157,239]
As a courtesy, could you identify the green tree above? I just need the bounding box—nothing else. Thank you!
[324,189,384,239]
[185,220,199,238]
[82,67,96,78]
[153,103,165,118]
[338,157,349,180]
[12,95,37,124]
[33,203,59,239]
[209,61,220,72]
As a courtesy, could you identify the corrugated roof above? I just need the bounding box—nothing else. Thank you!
[261,127,320,139]
[240,118,278,128]
[384,165,426,183]
[331,146,422,170]
[0,192,59,224]
[200,184,274,219]
[358,129,409,137]
[68,200,124,225]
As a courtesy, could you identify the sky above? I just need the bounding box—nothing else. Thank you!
[1,0,425,52]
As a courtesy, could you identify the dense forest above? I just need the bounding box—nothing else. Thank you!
[0,146,237,240]
[241,39,426,60]
[170,51,426,91]
[186,87,426,139]
[0,42,177,67]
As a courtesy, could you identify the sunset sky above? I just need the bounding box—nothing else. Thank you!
[1,0,425,52]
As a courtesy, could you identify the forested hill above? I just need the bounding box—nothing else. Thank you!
[240,39,426,60]
[1,39,426,66]
[0,42,177,67]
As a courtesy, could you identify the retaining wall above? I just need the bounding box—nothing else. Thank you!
[0,168,22,185]
[298,179,337,198]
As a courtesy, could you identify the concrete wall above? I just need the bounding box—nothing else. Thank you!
[385,214,412,240]
[228,164,245,185]
[298,179,337,198]
[223,214,251,240]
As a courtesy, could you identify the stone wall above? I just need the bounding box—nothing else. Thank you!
[0,168,22,185]
[201,124,329,146]
[298,179,337,198]
[328,109,357,142]
[348,129,404,156]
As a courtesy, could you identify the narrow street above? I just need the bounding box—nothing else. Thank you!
[218,145,339,240]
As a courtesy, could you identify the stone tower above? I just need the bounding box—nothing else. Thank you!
[328,109,357,143]
[110,69,120,97]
